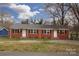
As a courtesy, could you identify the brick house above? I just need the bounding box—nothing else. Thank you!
[9,23,69,39]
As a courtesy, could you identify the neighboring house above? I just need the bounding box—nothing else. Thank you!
[9,23,69,39]
[0,27,8,36]
[69,25,79,40]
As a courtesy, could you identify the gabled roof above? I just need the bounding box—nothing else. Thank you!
[0,27,8,31]
[10,23,69,30]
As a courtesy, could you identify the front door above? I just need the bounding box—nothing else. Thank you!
[54,30,57,38]
[22,30,26,38]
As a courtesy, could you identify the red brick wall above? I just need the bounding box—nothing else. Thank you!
[57,30,69,39]
[9,29,21,38]
[9,29,69,39]
[26,30,52,39]
[11,33,21,38]
[27,33,39,38]
[50,30,54,39]
[41,34,51,39]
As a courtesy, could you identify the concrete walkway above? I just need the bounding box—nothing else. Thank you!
[0,40,79,45]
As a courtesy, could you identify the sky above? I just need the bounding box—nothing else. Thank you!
[0,3,49,23]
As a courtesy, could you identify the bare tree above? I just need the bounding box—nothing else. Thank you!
[31,18,44,25]
[37,18,44,24]
[30,18,37,24]
[0,10,14,28]
[66,3,79,32]
[44,3,70,26]
[69,3,79,23]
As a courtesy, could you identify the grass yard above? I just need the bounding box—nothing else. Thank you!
[0,37,79,53]
[0,40,79,53]
[0,36,50,41]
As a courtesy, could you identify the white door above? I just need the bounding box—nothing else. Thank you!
[22,30,26,38]
[54,30,57,38]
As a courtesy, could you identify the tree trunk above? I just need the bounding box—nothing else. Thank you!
[61,3,64,25]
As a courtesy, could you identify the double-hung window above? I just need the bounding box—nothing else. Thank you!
[58,30,65,34]
[42,29,50,34]
[29,29,38,34]
[46,29,50,34]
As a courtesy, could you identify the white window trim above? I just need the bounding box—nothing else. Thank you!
[29,29,37,34]
[43,29,50,34]
[46,29,50,34]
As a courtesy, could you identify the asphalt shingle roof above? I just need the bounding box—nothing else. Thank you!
[10,23,69,30]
